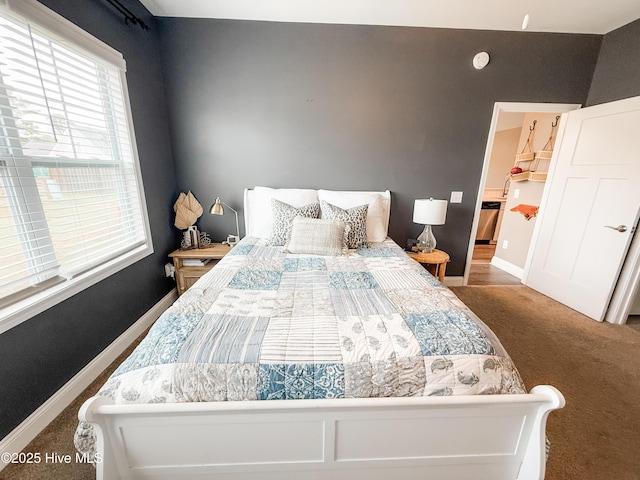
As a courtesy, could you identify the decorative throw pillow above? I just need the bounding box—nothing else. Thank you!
[320,200,368,249]
[250,186,319,238]
[285,217,350,256]
[317,190,390,242]
[268,199,320,246]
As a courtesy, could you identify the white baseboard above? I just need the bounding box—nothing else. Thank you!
[490,256,524,280]
[0,289,177,471]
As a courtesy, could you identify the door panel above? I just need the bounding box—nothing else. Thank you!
[572,110,639,166]
[525,96,640,321]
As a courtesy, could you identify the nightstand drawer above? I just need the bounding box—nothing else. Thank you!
[175,263,218,295]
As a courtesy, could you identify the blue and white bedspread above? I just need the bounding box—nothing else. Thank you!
[75,237,525,454]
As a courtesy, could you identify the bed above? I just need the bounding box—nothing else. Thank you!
[76,187,564,480]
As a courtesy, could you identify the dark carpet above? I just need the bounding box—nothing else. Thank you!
[451,285,640,480]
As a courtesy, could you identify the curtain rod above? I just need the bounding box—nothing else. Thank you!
[104,0,149,31]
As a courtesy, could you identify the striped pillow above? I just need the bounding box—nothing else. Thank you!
[284,217,349,256]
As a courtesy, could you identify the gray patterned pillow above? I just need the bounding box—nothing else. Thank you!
[285,217,349,256]
[320,200,368,249]
[268,199,320,246]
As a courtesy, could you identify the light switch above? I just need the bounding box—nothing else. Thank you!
[450,191,463,203]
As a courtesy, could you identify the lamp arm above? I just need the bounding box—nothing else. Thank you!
[219,201,240,239]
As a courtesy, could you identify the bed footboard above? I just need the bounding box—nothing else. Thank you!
[79,385,564,480]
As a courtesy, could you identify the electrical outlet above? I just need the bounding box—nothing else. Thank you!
[164,263,175,278]
[450,191,463,203]
[513,189,520,199]
[502,240,509,249]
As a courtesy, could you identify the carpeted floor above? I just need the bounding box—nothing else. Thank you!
[2,285,639,479]
[451,285,640,480]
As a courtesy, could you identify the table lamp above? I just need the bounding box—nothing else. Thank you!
[210,197,240,245]
[413,198,448,253]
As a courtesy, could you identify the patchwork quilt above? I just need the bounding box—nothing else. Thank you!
[75,237,525,456]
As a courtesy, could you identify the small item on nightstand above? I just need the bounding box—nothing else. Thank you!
[182,258,212,267]
[180,231,190,249]
[180,228,200,249]
[199,231,212,247]
[224,234,239,246]
[187,226,199,248]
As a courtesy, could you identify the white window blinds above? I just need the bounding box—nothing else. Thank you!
[0,5,150,305]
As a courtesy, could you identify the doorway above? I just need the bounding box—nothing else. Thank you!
[468,243,521,285]
[464,102,581,286]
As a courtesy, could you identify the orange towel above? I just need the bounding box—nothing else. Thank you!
[510,204,539,221]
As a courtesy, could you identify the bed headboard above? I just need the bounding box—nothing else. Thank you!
[244,187,391,241]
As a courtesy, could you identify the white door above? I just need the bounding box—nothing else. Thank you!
[524,96,640,321]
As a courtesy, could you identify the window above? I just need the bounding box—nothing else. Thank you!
[0,0,152,332]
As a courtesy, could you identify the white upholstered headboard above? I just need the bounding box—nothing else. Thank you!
[244,187,391,241]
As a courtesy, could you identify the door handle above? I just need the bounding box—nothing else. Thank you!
[604,225,627,233]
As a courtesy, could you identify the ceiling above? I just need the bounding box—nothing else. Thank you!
[139,0,640,35]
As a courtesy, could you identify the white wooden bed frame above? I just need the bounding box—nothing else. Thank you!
[78,188,565,479]
[79,386,564,480]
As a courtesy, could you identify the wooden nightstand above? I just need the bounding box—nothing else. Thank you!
[169,243,232,295]
[406,249,450,282]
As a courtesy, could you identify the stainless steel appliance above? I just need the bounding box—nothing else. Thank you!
[476,201,501,243]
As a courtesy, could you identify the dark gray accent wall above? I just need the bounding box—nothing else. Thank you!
[587,18,640,106]
[0,1,177,439]
[158,19,600,273]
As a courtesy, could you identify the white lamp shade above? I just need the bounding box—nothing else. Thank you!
[413,198,448,225]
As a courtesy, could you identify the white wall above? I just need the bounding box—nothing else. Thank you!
[485,127,521,189]
[495,181,546,268]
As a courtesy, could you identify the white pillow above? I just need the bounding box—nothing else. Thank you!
[250,186,319,238]
[317,190,390,242]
